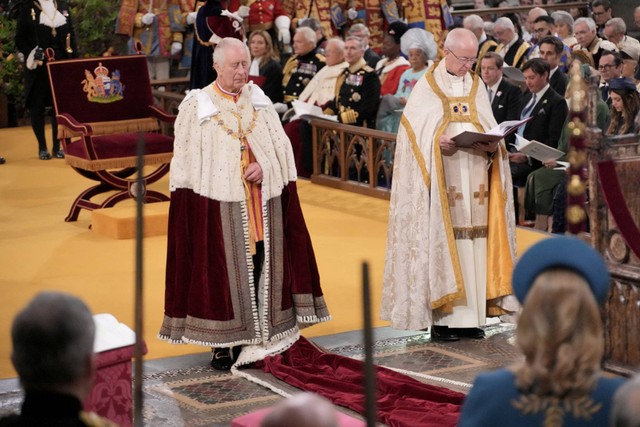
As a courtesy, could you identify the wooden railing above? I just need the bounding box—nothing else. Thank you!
[145,83,399,199]
[150,77,189,135]
[309,119,396,200]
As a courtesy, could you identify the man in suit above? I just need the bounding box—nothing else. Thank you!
[573,17,617,68]
[480,52,523,148]
[539,36,569,97]
[598,50,623,104]
[509,58,568,222]
[494,17,531,69]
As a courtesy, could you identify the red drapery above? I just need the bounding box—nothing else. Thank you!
[256,337,464,427]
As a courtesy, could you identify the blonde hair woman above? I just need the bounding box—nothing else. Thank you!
[459,237,626,426]
[248,30,283,103]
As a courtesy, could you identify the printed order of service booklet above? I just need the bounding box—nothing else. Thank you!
[514,134,564,162]
[452,116,533,147]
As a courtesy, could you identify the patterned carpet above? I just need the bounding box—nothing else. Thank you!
[0,324,519,426]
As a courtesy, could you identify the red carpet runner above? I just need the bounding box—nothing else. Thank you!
[255,337,464,426]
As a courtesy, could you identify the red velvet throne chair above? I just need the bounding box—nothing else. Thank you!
[46,50,175,222]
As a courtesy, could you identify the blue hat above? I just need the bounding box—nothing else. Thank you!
[608,77,637,92]
[512,237,610,305]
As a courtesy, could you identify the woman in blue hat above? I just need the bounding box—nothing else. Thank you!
[458,237,626,427]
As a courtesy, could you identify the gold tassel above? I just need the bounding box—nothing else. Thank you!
[66,33,73,54]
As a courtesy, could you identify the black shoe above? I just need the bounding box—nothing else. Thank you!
[232,345,242,362]
[0,157,5,165]
[39,150,51,160]
[210,347,233,371]
[453,327,486,339]
[431,325,460,342]
[52,149,65,159]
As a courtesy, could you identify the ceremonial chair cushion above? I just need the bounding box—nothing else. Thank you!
[48,55,162,139]
[46,52,175,222]
[64,132,174,172]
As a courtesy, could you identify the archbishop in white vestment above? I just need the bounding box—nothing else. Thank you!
[381,29,517,332]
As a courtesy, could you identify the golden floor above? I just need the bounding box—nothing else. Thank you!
[0,125,548,379]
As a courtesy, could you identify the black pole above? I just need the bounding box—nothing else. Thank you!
[133,132,145,426]
[362,262,377,427]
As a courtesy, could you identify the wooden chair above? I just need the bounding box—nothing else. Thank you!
[46,50,175,222]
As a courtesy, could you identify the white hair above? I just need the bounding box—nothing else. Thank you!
[463,14,484,31]
[494,17,515,32]
[213,37,250,67]
[575,17,596,32]
[296,26,317,44]
[325,37,345,53]
[605,17,626,35]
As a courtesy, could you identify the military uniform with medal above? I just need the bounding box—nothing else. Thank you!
[326,57,380,127]
[282,49,326,104]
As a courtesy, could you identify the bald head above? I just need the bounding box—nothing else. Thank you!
[261,393,338,427]
[444,28,479,52]
[528,7,548,29]
[444,28,479,77]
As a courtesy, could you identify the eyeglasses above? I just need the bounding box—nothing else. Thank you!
[448,50,477,65]
[598,64,614,71]
[592,11,607,16]
[533,27,549,34]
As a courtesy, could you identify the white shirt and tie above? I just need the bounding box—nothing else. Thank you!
[487,78,503,105]
[518,83,550,136]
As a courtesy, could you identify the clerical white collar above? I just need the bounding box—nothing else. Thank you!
[479,32,487,44]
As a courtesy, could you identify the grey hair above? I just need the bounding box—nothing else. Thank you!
[575,17,596,32]
[325,37,345,53]
[298,17,322,32]
[296,26,317,44]
[494,16,515,32]
[213,37,250,67]
[551,11,574,33]
[345,35,365,51]
[463,14,484,31]
[11,292,95,389]
[605,17,626,36]
[349,23,370,37]
[610,375,640,427]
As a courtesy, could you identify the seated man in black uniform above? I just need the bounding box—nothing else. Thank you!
[275,26,325,114]
[325,36,381,127]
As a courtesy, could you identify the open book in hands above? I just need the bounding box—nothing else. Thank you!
[290,100,338,122]
[514,134,564,162]
[451,116,533,147]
